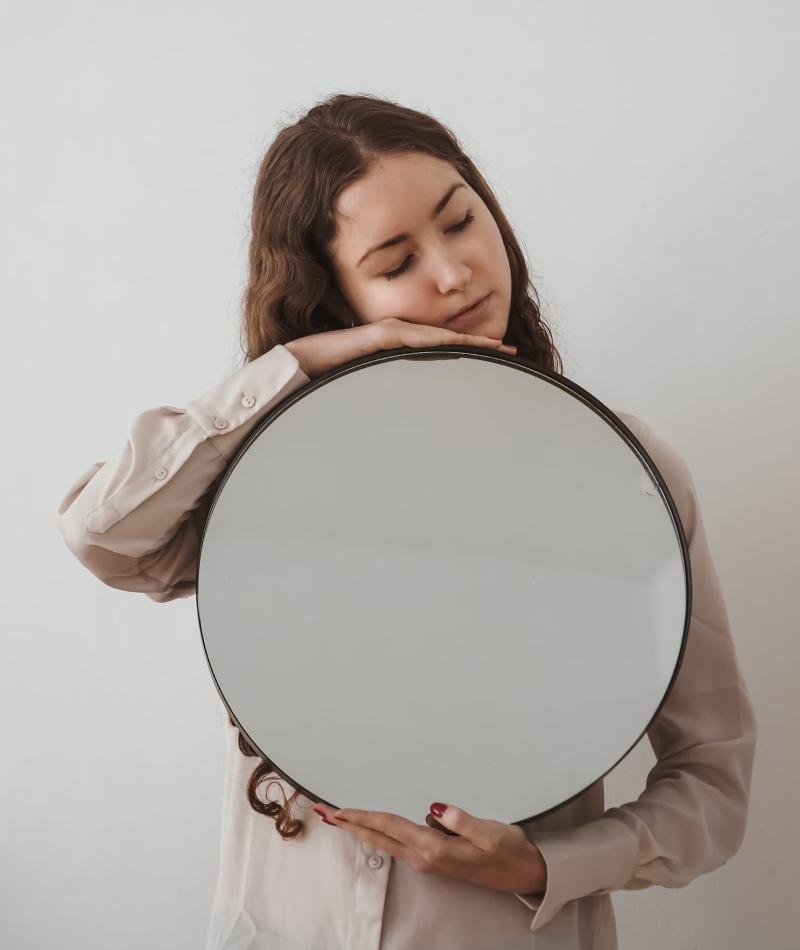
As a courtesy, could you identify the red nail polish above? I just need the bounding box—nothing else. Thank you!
[488,337,502,340]
[322,817,337,826]
[313,807,326,817]
[430,802,447,818]
[334,815,349,822]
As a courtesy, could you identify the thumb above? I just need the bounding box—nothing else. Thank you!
[428,802,493,845]
[425,811,457,836]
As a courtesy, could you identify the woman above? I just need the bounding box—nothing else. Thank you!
[57,93,757,950]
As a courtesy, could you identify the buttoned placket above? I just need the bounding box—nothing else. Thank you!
[346,842,391,950]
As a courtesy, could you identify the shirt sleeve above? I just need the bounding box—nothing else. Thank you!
[56,344,311,603]
[512,414,758,932]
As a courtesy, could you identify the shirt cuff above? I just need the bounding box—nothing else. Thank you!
[513,816,640,932]
[184,344,311,460]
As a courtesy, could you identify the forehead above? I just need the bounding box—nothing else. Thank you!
[332,153,465,254]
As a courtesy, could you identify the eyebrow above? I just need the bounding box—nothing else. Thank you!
[355,182,467,268]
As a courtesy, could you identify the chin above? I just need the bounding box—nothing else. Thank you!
[479,314,510,340]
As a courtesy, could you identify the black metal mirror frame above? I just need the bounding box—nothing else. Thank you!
[196,344,692,821]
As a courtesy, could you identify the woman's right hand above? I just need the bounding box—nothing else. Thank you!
[283,318,516,380]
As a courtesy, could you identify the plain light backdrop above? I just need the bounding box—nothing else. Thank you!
[2,1,797,948]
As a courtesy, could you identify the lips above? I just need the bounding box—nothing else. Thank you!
[449,293,489,321]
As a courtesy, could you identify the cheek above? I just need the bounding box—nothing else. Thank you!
[469,223,509,283]
[489,230,511,291]
[360,279,430,323]
[480,235,512,334]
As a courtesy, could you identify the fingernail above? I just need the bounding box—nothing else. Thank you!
[488,337,502,340]
[333,814,349,822]
[321,817,337,826]
[430,802,447,818]
[313,807,326,817]
[502,345,517,353]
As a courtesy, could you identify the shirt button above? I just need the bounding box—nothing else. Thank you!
[154,468,168,480]
[213,417,228,430]
[368,855,383,869]
[241,394,255,408]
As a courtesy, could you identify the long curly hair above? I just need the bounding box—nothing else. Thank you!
[231,91,564,840]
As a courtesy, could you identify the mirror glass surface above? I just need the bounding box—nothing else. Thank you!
[197,350,689,825]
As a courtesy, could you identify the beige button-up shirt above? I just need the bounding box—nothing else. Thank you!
[56,345,757,950]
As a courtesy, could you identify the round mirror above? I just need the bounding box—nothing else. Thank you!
[196,347,690,826]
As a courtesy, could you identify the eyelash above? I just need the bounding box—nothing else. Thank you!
[382,212,475,281]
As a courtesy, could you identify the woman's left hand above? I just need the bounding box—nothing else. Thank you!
[312,801,548,895]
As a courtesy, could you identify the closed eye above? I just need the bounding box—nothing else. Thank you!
[382,212,476,281]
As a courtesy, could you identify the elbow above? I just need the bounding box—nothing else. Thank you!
[57,502,99,574]
[56,457,200,602]
[57,468,105,570]
[695,752,756,876]
[56,505,154,596]
[56,505,197,603]
[717,781,754,867]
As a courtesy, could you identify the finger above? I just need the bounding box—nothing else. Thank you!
[425,803,506,852]
[315,802,393,829]
[401,325,516,353]
[425,813,458,836]
[425,813,445,831]
[327,814,430,869]
[461,332,516,353]
[334,807,475,864]
[422,326,516,353]
[321,808,456,872]
[312,802,344,827]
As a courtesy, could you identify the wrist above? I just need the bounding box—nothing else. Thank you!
[357,320,383,351]
[525,842,548,894]
[283,338,309,377]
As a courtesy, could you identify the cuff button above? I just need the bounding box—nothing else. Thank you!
[213,417,229,430]
[241,394,256,408]
[155,468,168,480]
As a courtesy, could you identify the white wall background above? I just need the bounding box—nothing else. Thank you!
[1,1,796,947]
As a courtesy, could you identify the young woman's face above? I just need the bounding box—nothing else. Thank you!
[327,152,512,339]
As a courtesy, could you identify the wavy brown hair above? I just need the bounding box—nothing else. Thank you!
[230,91,564,840]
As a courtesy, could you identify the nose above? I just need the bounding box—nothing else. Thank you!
[432,247,471,296]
